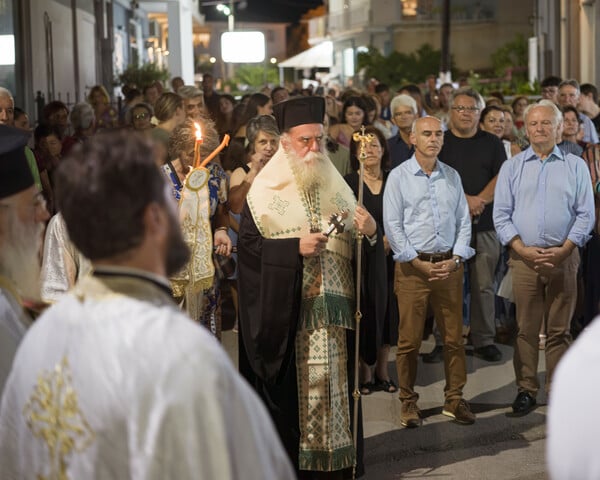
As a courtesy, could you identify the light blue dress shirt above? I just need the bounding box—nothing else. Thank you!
[493,145,595,248]
[383,155,475,263]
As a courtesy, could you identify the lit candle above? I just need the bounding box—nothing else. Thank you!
[193,122,203,168]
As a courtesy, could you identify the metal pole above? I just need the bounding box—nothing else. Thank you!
[440,0,451,82]
[71,0,80,102]
[350,126,373,480]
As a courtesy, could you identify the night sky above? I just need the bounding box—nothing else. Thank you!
[201,0,324,24]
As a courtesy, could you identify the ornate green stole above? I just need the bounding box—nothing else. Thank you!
[246,149,357,331]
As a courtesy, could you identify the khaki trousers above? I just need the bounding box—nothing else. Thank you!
[395,261,466,402]
[509,248,579,396]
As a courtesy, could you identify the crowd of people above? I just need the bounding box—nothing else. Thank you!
[0,71,599,479]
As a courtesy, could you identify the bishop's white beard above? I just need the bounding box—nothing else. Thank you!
[287,149,329,191]
[0,210,44,301]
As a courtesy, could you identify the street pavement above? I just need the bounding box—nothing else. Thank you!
[361,337,548,479]
[221,331,549,479]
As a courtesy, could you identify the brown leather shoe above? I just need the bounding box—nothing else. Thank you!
[400,400,422,428]
[442,398,476,424]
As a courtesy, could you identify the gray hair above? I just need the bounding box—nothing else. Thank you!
[177,85,203,100]
[246,115,279,145]
[523,99,562,126]
[450,87,485,111]
[390,94,417,115]
[558,78,580,93]
[411,115,442,134]
[70,102,95,130]
[0,86,13,102]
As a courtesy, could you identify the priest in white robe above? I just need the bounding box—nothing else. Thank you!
[0,131,294,480]
[40,212,92,303]
[0,125,49,393]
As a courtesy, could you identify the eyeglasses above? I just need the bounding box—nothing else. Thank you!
[134,113,148,120]
[451,106,480,113]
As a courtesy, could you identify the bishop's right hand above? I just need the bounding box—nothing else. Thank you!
[300,233,328,258]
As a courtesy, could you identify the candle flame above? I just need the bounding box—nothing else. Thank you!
[194,122,202,141]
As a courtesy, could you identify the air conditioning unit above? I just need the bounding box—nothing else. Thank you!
[148,20,160,38]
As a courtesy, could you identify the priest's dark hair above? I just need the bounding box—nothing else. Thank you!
[349,125,390,172]
[54,131,168,260]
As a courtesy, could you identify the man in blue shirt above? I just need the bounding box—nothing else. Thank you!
[494,100,595,416]
[384,116,475,428]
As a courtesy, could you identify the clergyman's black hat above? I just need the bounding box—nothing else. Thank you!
[273,96,325,133]
[0,125,34,199]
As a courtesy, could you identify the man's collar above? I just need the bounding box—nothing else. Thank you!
[393,133,412,146]
[407,155,441,176]
[524,144,564,162]
[92,265,172,296]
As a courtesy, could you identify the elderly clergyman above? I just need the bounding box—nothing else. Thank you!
[0,125,49,393]
[238,96,381,478]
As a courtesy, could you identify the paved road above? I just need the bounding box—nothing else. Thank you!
[361,339,548,479]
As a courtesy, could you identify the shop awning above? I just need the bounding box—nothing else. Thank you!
[278,41,333,69]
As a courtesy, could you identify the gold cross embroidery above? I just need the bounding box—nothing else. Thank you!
[268,195,290,216]
[23,356,95,480]
[332,192,351,213]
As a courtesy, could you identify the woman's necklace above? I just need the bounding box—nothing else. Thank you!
[363,168,382,182]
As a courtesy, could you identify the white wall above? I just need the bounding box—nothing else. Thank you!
[29,0,97,105]
[77,9,97,99]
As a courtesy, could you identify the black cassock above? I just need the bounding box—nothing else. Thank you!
[237,202,385,477]
[345,171,399,365]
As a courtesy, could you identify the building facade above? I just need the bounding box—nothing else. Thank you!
[535,0,600,85]
[1,0,202,120]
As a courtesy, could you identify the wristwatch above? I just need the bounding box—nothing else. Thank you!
[453,257,461,271]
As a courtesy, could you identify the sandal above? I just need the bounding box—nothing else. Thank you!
[360,382,375,395]
[374,375,398,393]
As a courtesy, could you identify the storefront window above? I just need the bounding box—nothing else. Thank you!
[0,0,16,93]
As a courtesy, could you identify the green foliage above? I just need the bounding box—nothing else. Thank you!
[116,62,170,89]
[491,34,528,78]
[228,64,279,91]
[466,70,538,97]
[466,34,537,97]
[357,44,455,87]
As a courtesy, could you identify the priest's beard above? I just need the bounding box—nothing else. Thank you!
[288,149,329,191]
[0,210,44,301]
[165,208,191,277]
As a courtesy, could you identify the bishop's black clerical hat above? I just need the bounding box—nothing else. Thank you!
[0,125,34,199]
[273,96,325,133]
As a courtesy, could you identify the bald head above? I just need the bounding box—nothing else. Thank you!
[410,116,444,160]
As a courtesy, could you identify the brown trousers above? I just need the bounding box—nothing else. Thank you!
[395,261,466,402]
[509,248,579,396]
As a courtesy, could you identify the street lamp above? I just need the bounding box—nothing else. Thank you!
[216,2,235,32]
